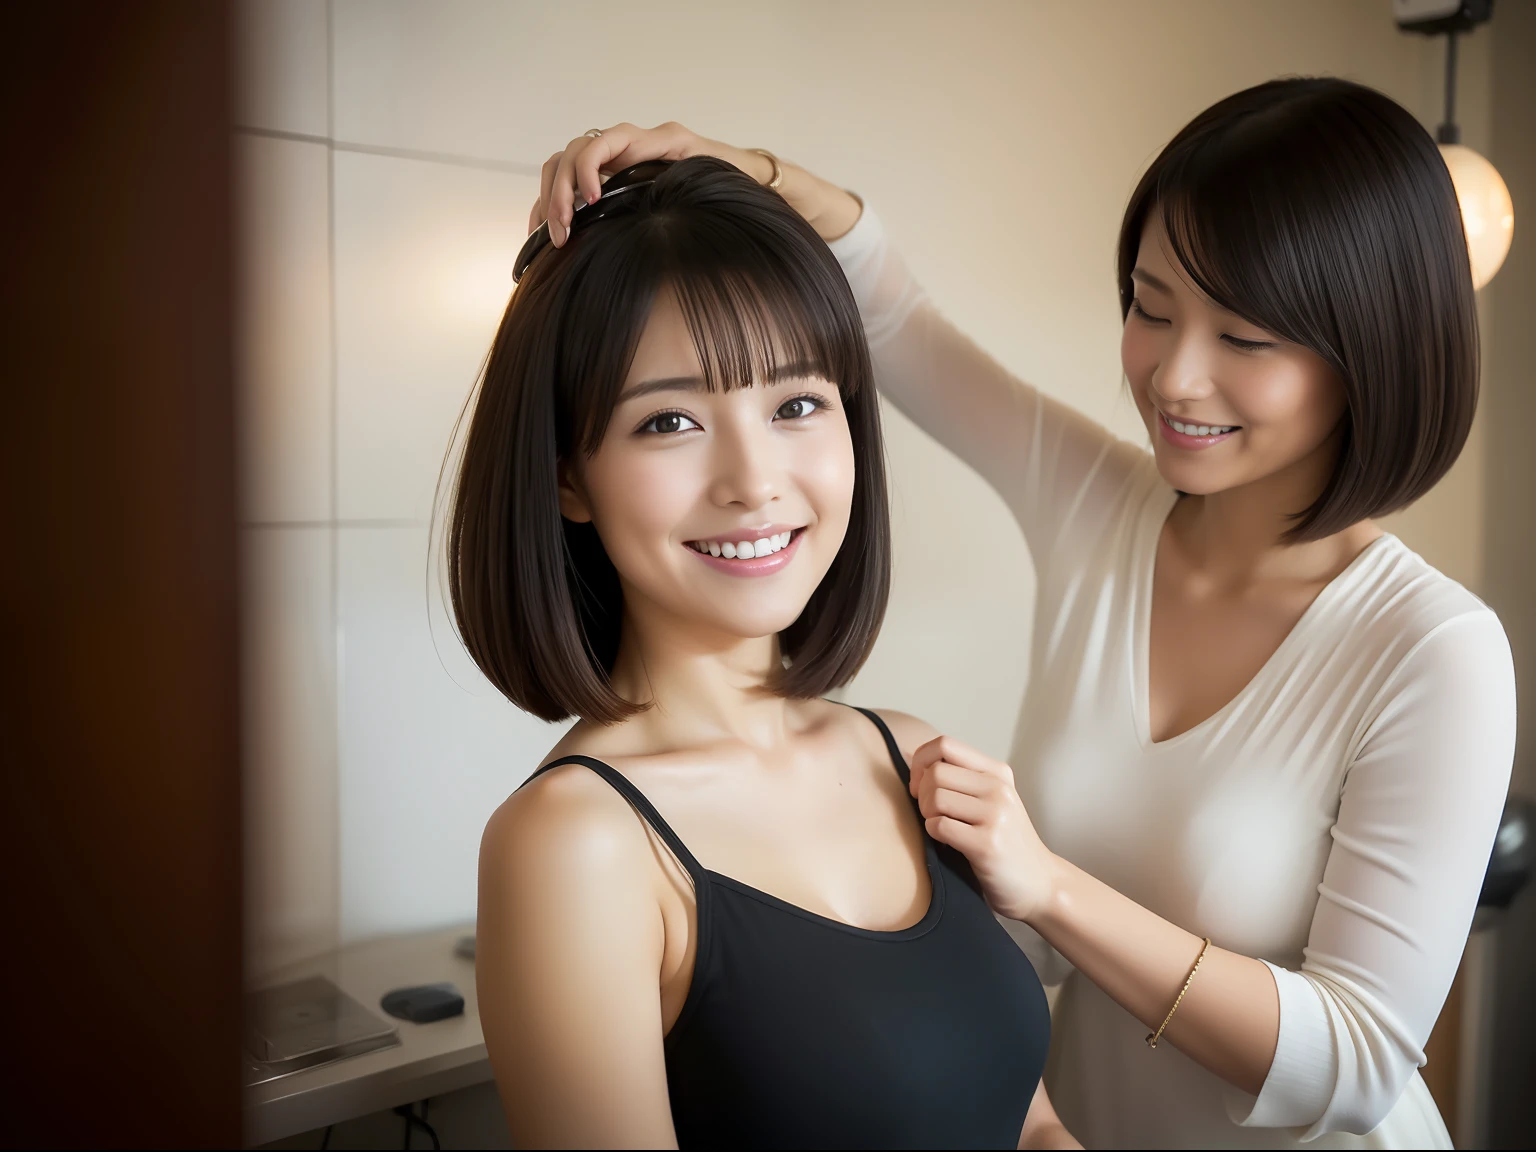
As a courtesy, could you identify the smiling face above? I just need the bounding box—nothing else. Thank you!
[1121,214,1348,500]
[558,288,857,646]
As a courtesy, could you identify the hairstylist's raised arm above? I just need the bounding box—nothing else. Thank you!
[530,123,1126,561]
[477,765,679,1149]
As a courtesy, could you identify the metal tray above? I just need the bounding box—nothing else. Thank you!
[243,975,400,1087]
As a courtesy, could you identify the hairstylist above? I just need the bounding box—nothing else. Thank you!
[530,79,1515,1150]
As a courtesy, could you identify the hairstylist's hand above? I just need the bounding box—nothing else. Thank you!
[530,121,861,247]
[910,736,1061,925]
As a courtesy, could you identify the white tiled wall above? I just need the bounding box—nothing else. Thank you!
[336,524,558,940]
[237,134,332,525]
[332,152,534,522]
[238,0,329,138]
[241,525,337,978]
[239,0,1471,959]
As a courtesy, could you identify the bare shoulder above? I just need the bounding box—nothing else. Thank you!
[866,707,943,765]
[476,759,674,1147]
[480,759,653,892]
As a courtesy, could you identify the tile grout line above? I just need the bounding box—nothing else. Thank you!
[240,519,428,530]
[234,125,329,146]
[324,0,343,956]
[232,124,543,178]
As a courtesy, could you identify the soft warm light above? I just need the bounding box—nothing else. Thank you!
[1439,143,1515,290]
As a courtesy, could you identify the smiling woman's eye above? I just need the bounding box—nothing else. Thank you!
[638,410,701,435]
[774,395,827,421]
[1222,333,1275,352]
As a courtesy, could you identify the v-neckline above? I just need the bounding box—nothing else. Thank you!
[1131,490,1394,751]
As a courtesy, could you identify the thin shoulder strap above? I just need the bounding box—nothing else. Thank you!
[850,705,913,788]
[852,704,973,890]
[523,754,708,883]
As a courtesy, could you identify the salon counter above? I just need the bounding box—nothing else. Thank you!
[243,925,489,1146]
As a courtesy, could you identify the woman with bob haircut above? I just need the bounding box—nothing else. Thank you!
[533,77,1517,1148]
[452,155,1076,1149]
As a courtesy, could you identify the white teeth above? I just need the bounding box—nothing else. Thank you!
[1169,416,1235,437]
[694,531,797,559]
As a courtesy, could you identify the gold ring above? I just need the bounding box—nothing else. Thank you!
[583,128,603,139]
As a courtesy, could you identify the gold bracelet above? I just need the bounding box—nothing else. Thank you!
[750,148,783,190]
[1146,937,1211,1049]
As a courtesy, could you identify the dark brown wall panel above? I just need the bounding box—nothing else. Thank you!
[1,3,242,1146]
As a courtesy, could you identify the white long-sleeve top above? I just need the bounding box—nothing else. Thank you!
[829,206,1516,1149]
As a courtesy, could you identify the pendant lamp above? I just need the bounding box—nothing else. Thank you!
[1396,0,1515,290]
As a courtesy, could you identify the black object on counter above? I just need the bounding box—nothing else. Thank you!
[380,982,465,1024]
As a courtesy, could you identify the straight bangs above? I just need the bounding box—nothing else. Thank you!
[1117,78,1478,541]
[562,198,867,460]
[675,257,862,400]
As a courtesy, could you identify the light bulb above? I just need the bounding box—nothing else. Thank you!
[1439,143,1515,290]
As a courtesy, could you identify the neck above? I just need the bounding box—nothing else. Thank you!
[1170,435,1375,585]
[606,594,796,751]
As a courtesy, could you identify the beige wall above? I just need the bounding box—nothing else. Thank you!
[238,0,1498,976]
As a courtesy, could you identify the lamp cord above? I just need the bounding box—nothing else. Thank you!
[1438,28,1461,144]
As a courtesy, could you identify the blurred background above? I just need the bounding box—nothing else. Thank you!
[6,0,1531,1146]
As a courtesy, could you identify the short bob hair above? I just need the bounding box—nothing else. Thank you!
[1118,77,1478,541]
[446,156,889,724]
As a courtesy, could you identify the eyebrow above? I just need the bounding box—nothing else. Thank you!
[1130,267,1174,293]
[615,359,825,404]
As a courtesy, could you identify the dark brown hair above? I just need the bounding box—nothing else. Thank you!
[1117,77,1478,540]
[445,156,889,724]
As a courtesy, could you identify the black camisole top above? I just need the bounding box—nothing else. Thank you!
[529,707,1051,1149]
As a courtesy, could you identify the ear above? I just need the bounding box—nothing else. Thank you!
[557,459,593,524]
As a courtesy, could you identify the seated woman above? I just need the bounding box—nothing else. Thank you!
[446,156,1072,1150]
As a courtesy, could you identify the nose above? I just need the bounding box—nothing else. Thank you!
[708,414,782,513]
[1150,333,1216,408]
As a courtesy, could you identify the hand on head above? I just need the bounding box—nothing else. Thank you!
[530,122,771,245]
